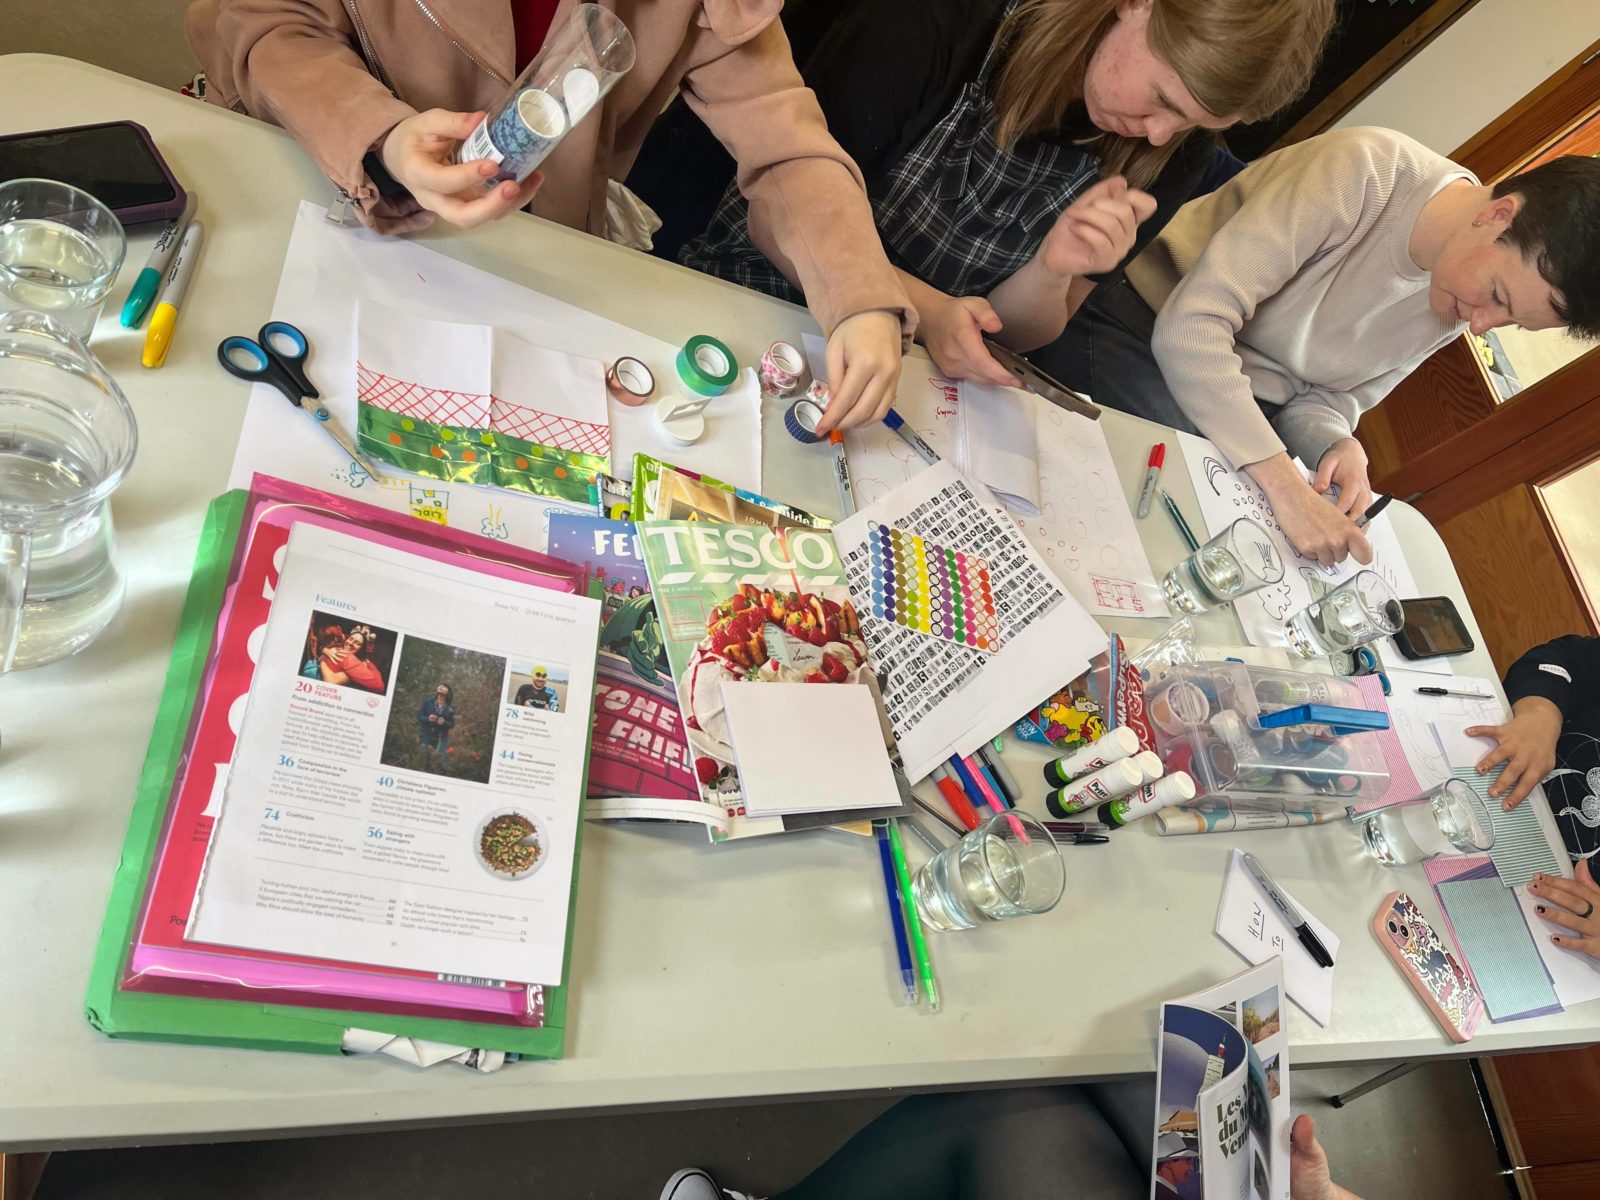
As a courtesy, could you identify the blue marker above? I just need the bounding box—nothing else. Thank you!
[882,408,939,464]
[120,193,197,328]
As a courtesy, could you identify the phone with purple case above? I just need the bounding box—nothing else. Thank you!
[1372,891,1484,1042]
[0,121,186,225]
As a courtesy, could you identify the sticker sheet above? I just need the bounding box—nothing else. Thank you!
[864,523,1000,652]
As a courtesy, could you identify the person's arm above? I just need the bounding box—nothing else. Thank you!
[678,6,912,432]
[318,661,350,685]
[1469,635,1599,808]
[440,706,456,732]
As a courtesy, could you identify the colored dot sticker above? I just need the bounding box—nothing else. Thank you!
[400,418,416,432]
[440,428,456,441]
[388,432,403,446]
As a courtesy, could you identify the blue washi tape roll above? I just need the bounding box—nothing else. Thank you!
[675,334,739,396]
[784,397,825,444]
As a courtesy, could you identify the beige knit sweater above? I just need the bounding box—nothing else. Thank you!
[1126,127,1473,469]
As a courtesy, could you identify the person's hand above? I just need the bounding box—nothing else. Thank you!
[1290,1115,1335,1200]
[916,294,1019,387]
[1312,438,1374,520]
[818,310,904,434]
[1467,696,1562,809]
[379,109,544,230]
[1038,176,1157,279]
[1250,456,1372,567]
[1530,861,1600,957]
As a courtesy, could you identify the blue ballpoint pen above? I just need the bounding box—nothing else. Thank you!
[874,823,918,1005]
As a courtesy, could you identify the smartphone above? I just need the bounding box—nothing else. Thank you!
[1372,891,1484,1042]
[0,122,186,226]
[1393,595,1474,660]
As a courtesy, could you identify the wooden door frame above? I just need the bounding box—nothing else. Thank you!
[1387,36,1600,523]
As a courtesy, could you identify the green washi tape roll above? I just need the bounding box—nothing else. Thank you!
[675,334,739,396]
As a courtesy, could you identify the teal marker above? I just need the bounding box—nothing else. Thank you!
[120,193,197,328]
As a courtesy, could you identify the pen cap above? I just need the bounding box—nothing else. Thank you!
[1043,726,1140,786]
[1045,757,1143,817]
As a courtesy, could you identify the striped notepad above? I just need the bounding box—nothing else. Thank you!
[1451,768,1564,888]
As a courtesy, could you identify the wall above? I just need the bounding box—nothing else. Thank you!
[1336,0,1600,154]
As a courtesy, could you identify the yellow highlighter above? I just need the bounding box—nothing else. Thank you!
[141,220,205,369]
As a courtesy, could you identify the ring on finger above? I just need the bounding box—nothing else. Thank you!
[1582,900,1595,920]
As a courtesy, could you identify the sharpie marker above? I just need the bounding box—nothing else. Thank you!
[1355,493,1393,530]
[1136,442,1166,518]
[829,429,855,517]
[142,220,204,369]
[882,408,939,464]
[120,192,197,328]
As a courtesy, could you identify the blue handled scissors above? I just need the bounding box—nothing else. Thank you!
[217,321,387,482]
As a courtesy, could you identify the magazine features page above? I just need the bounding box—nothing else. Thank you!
[188,523,600,986]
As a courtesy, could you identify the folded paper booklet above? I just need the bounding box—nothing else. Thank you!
[1153,959,1290,1200]
[189,520,601,987]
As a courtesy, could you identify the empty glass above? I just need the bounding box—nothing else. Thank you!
[0,179,127,341]
[0,311,138,673]
[912,811,1065,932]
[1357,779,1496,866]
[1284,571,1405,659]
[1162,518,1284,614]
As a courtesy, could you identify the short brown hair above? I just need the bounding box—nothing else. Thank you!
[1493,156,1600,340]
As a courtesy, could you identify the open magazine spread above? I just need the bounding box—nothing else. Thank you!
[1154,958,1290,1200]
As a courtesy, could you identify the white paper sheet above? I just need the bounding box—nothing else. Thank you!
[1174,431,1442,672]
[190,522,600,985]
[957,380,1041,514]
[229,202,762,551]
[1215,849,1340,1027]
[833,461,1107,780]
[722,683,900,816]
[1516,886,1600,1007]
[1378,670,1504,791]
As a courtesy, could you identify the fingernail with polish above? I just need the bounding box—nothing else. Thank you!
[1538,905,1546,913]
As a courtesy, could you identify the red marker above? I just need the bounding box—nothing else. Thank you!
[931,765,980,831]
[1136,442,1166,519]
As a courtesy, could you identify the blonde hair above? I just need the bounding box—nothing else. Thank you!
[993,0,1334,187]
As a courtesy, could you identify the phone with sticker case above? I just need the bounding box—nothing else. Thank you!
[1373,891,1484,1042]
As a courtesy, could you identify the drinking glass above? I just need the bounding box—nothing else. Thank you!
[1284,570,1405,659]
[0,310,138,674]
[0,179,127,341]
[912,811,1065,932]
[1357,779,1495,866]
[459,4,636,185]
[1161,518,1284,614]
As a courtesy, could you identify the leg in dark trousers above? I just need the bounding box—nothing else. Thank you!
[775,1085,1147,1200]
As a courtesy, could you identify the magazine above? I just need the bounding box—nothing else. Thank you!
[1153,958,1290,1200]
[631,453,829,529]
[638,520,907,841]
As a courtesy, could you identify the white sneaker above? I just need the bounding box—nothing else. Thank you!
[658,1167,760,1200]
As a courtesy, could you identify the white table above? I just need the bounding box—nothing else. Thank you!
[3,54,1594,1153]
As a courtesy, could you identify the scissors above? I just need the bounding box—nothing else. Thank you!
[217,321,387,482]
[981,338,1102,421]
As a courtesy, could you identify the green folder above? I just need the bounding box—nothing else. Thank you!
[85,491,589,1058]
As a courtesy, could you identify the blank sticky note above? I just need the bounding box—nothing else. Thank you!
[1436,877,1561,1022]
[721,682,900,817]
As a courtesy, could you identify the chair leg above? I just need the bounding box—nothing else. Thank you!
[1328,1061,1423,1107]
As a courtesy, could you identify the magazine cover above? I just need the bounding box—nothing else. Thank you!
[638,520,902,841]
[1154,958,1289,1200]
[545,513,704,814]
[631,453,830,529]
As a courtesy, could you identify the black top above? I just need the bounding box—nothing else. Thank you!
[1504,635,1600,861]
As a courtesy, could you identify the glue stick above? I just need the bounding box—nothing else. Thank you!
[1097,772,1197,829]
[1046,757,1144,817]
[1042,726,1140,787]
[1130,750,1164,783]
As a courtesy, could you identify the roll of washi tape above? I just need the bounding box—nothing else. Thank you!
[783,398,825,445]
[675,334,739,397]
[806,379,830,406]
[606,357,655,407]
[759,340,807,399]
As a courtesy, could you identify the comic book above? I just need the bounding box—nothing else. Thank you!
[545,513,717,824]
[638,520,906,841]
[1153,959,1290,1200]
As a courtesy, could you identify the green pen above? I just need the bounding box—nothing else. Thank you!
[883,818,939,1012]
[121,193,197,328]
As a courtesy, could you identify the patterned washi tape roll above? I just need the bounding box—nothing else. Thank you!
[759,340,807,399]
[675,334,739,396]
[605,356,655,407]
[783,397,825,445]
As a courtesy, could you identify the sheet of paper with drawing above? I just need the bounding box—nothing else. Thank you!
[189,522,601,986]
[832,461,1107,781]
[1174,432,1439,672]
[229,201,763,551]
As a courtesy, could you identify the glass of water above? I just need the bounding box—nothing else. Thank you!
[1284,570,1405,659]
[912,811,1065,932]
[1357,779,1495,866]
[0,179,126,342]
[1162,518,1285,614]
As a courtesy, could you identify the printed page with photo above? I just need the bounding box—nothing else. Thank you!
[189,523,600,985]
